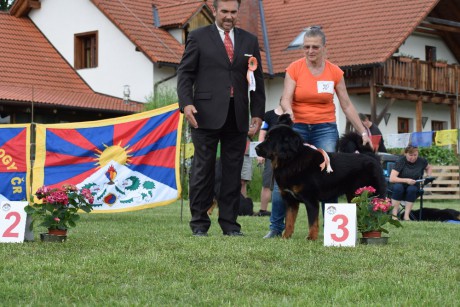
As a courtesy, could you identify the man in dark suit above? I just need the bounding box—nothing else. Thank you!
[177,0,265,237]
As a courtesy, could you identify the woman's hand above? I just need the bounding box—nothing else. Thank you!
[361,134,373,150]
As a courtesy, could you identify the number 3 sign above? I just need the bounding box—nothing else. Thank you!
[323,203,357,247]
[0,201,28,243]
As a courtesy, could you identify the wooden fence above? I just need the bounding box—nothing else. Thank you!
[424,165,460,200]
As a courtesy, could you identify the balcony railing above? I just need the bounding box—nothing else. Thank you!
[345,57,460,95]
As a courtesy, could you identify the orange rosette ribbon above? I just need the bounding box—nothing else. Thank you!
[247,56,258,91]
[248,56,258,71]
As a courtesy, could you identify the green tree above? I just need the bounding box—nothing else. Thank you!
[0,0,13,11]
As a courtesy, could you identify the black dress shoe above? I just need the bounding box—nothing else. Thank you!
[223,230,244,236]
[192,230,208,237]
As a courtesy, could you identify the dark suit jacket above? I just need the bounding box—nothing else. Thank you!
[177,24,265,132]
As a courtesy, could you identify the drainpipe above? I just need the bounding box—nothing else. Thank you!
[259,0,273,77]
[456,76,459,154]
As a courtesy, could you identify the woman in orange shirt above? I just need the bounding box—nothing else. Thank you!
[264,26,371,239]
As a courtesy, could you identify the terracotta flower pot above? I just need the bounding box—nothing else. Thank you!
[48,228,67,236]
[362,231,382,238]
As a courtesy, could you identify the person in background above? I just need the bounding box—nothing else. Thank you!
[177,0,265,237]
[254,105,283,217]
[359,113,387,152]
[390,145,432,221]
[264,26,371,238]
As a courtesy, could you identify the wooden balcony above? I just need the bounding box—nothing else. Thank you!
[345,57,460,98]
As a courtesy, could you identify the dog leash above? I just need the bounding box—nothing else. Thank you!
[304,143,333,173]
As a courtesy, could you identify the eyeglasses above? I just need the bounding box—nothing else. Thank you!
[302,45,321,50]
[307,25,322,30]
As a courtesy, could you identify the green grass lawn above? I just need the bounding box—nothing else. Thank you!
[2,200,459,306]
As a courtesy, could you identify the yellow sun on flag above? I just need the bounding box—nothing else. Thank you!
[95,143,132,168]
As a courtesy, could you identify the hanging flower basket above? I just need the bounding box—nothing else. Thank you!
[432,61,447,68]
[397,56,413,63]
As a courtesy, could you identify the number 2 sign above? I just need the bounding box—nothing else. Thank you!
[323,203,357,247]
[0,201,28,243]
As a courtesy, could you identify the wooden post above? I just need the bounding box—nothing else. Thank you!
[370,68,377,122]
[416,96,422,132]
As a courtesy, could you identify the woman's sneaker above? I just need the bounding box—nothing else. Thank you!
[263,230,282,239]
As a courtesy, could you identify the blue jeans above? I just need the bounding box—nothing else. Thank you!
[391,183,419,202]
[269,123,339,232]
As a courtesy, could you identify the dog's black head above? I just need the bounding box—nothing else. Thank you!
[255,123,303,163]
[277,113,294,126]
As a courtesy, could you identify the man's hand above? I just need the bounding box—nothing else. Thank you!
[183,105,198,128]
[257,156,265,165]
[248,117,262,138]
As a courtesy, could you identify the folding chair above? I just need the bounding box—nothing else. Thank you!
[379,153,436,220]
[413,177,436,220]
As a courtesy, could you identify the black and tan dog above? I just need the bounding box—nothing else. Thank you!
[255,114,386,240]
[410,208,460,222]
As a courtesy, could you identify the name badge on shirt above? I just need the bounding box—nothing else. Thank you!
[317,81,335,94]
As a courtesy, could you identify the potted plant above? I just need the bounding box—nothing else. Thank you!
[396,53,413,63]
[25,184,94,241]
[352,186,402,243]
[432,59,448,68]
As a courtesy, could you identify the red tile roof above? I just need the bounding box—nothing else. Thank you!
[91,0,191,64]
[156,1,210,28]
[96,0,440,76]
[2,0,448,108]
[260,0,439,74]
[0,12,142,113]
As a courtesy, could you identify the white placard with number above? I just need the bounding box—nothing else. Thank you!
[249,141,261,158]
[323,203,357,247]
[0,201,28,243]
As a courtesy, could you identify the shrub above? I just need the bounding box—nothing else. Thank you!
[144,85,177,110]
[387,146,459,165]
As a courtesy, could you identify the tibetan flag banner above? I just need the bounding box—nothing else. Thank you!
[33,104,183,212]
[435,129,458,146]
[385,133,410,149]
[0,124,31,202]
[410,131,433,147]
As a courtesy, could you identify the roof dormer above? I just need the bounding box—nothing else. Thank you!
[9,0,41,18]
[154,2,213,44]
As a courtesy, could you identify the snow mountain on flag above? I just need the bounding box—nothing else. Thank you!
[78,161,178,211]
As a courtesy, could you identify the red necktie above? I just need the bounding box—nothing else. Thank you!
[224,31,234,96]
[224,31,234,61]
